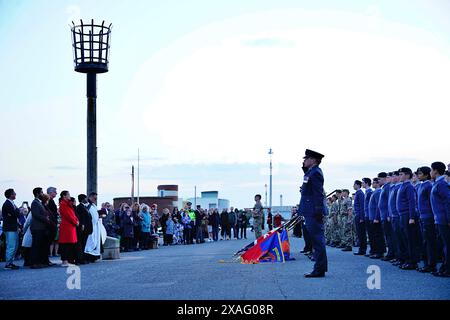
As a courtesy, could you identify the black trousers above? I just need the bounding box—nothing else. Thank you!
[382,220,395,258]
[221,225,231,238]
[133,226,141,249]
[183,227,192,244]
[400,215,420,264]
[233,225,239,238]
[30,229,48,266]
[22,247,32,267]
[123,237,133,251]
[239,226,247,239]
[355,218,367,253]
[420,219,437,268]
[365,219,375,254]
[371,222,386,255]
[140,232,150,249]
[212,225,219,241]
[60,243,77,262]
[437,224,450,273]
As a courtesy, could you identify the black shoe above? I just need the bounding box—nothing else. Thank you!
[300,249,308,253]
[432,271,450,277]
[303,251,312,255]
[341,246,352,252]
[400,263,418,270]
[381,256,393,261]
[47,262,56,267]
[417,266,436,273]
[370,254,383,259]
[304,272,325,278]
[353,252,365,255]
[4,263,19,270]
[364,254,371,257]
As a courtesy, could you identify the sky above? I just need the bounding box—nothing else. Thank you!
[1,0,449,209]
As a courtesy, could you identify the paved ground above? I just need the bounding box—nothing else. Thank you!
[1,235,449,300]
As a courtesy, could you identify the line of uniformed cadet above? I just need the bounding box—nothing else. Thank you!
[324,161,450,277]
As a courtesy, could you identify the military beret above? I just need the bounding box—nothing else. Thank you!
[398,167,413,176]
[303,149,325,160]
[377,172,388,178]
[417,166,431,176]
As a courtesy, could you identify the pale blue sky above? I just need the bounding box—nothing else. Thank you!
[1,0,449,208]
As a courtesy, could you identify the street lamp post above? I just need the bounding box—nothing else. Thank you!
[268,148,273,210]
[264,184,268,207]
[70,19,112,195]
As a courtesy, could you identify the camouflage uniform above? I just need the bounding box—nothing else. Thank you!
[327,200,339,244]
[331,198,342,244]
[338,196,353,248]
[253,202,263,239]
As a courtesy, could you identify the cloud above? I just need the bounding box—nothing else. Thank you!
[124,10,450,167]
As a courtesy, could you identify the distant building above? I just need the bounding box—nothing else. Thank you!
[113,185,179,213]
[186,191,230,211]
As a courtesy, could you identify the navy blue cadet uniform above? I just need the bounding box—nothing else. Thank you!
[416,172,437,272]
[368,186,385,256]
[363,180,374,255]
[396,167,420,269]
[299,149,328,277]
[430,164,450,277]
[378,177,394,259]
[353,186,366,254]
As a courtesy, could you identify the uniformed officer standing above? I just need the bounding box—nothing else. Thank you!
[252,194,264,239]
[298,149,328,278]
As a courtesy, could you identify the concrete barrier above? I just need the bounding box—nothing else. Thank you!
[102,236,120,260]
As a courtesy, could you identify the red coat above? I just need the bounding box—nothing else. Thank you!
[58,199,79,244]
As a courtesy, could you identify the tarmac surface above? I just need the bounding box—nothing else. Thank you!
[1,234,449,300]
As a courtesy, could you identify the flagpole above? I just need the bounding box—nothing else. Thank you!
[131,165,135,204]
[137,148,140,204]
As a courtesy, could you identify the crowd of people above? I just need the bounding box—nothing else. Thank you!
[1,187,106,269]
[299,161,450,278]
[0,187,273,270]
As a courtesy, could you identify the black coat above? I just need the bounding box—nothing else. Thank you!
[30,198,50,231]
[220,211,229,226]
[121,214,134,238]
[1,200,19,232]
[76,203,93,235]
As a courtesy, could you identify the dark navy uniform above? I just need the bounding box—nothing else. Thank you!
[299,149,328,277]
[396,167,420,269]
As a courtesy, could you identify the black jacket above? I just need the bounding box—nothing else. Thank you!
[1,200,19,232]
[76,203,93,235]
[30,198,50,231]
